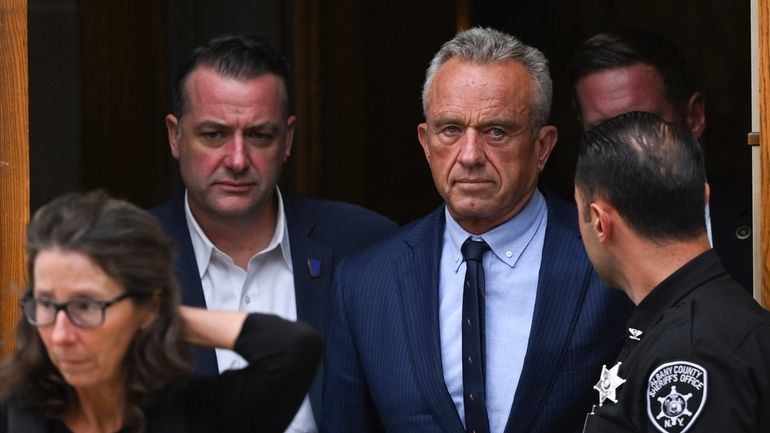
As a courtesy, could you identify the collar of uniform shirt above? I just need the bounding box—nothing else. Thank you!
[627,249,723,335]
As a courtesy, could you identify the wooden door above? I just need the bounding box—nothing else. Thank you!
[754,0,769,307]
[0,0,28,355]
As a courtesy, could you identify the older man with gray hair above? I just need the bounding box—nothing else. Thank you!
[321,27,631,433]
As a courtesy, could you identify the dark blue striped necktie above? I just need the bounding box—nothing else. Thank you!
[461,237,491,433]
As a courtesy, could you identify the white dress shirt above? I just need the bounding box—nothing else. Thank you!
[705,202,713,246]
[185,187,317,433]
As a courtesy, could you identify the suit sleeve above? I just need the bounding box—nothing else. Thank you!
[321,262,385,433]
[183,313,322,433]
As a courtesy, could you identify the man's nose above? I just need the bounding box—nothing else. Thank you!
[224,136,248,171]
[458,128,486,166]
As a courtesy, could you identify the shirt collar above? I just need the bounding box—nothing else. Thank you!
[627,249,725,335]
[184,186,293,277]
[445,189,547,272]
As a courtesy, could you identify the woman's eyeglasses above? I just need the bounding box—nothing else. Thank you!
[21,293,134,328]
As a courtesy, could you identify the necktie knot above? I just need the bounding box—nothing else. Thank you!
[462,238,490,262]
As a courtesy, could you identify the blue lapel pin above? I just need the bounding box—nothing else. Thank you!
[307,259,322,278]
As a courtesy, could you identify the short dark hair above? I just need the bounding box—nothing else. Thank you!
[172,34,293,119]
[575,111,706,241]
[570,29,697,121]
[0,190,191,433]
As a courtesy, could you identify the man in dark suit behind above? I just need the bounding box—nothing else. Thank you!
[150,35,397,433]
[322,27,632,433]
[571,28,753,293]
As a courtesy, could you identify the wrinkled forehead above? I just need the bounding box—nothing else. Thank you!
[426,59,537,118]
[576,64,682,129]
[182,66,290,118]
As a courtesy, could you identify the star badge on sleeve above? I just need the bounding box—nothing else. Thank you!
[594,362,626,406]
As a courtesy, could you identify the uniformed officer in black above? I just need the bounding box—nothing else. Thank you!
[574,111,770,433]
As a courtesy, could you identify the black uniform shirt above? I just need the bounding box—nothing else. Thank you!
[583,250,770,433]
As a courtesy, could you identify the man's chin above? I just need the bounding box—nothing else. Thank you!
[208,197,265,220]
[217,206,262,219]
[447,192,508,216]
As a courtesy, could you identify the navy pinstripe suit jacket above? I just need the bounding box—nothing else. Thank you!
[322,191,633,433]
[149,190,397,425]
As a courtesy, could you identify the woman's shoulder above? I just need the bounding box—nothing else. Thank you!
[1,395,51,433]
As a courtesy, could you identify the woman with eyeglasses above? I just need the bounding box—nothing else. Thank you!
[0,190,322,433]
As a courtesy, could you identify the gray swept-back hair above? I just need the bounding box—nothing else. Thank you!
[421,27,552,130]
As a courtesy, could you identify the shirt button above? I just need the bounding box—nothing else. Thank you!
[505,250,513,258]
[244,295,251,304]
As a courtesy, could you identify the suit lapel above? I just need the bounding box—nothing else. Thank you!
[504,196,591,433]
[396,208,466,433]
[283,195,333,333]
[161,193,207,308]
[283,195,333,424]
[160,192,217,374]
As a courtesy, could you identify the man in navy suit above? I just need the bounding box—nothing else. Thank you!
[322,28,632,433]
[571,29,753,293]
[150,35,396,433]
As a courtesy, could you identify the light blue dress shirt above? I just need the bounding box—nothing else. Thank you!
[439,189,547,433]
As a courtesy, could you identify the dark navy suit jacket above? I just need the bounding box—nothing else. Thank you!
[322,191,633,433]
[149,190,397,425]
[709,176,753,293]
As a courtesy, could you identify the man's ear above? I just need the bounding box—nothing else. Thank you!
[684,91,706,139]
[417,123,431,161]
[534,125,558,172]
[704,181,711,206]
[590,200,613,243]
[283,115,296,162]
[166,114,181,160]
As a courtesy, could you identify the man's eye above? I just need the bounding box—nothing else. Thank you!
[201,131,222,140]
[441,126,461,135]
[247,131,272,142]
[489,128,505,138]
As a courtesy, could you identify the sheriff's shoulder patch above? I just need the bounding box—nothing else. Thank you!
[646,361,707,433]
